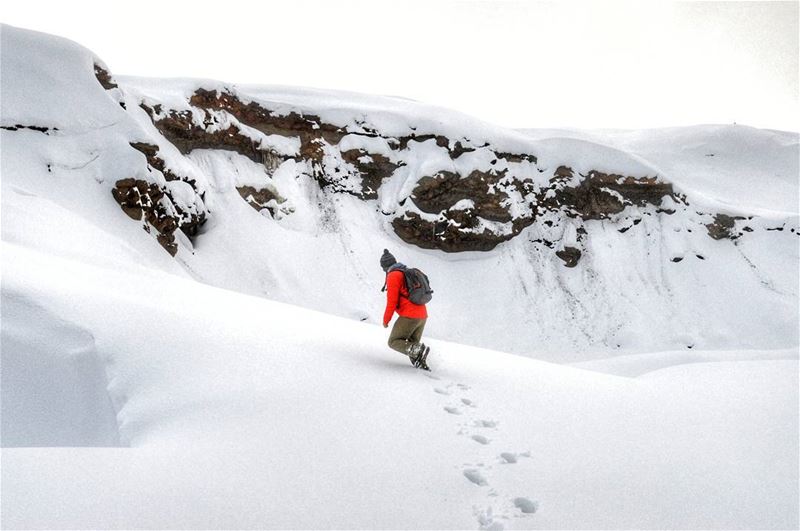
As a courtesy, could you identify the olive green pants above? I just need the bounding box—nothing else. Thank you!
[388,316,427,357]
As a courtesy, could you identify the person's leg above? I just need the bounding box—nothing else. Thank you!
[388,316,417,355]
[408,318,428,367]
[408,318,427,346]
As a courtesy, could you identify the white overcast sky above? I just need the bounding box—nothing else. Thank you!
[3,0,798,131]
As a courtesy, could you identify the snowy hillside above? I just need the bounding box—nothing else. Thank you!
[2,25,798,359]
[1,25,798,530]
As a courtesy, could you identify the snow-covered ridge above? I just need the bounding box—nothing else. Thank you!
[120,79,685,255]
[1,24,798,357]
[520,125,800,216]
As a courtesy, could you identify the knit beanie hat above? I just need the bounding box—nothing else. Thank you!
[380,249,397,271]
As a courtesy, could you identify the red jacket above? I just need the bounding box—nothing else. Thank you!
[383,269,428,326]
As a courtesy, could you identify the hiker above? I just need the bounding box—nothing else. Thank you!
[380,249,430,369]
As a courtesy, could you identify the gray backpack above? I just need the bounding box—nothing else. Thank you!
[401,266,434,305]
[382,265,434,305]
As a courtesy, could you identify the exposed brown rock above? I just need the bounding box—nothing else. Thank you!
[112,178,176,255]
[189,88,346,145]
[451,141,476,158]
[398,134,450,151]
[111,177,204,256]
[156,233,178,256]
[394,163,677,252]
[130,142,184,182]
[392,211,517,253]
[141,89,544,211]
[545,170,675,221]
[93,64,118,90]
[556,246,582,267]
[127,142,207,238]
[236,185,286,218]
[141,104,268,165]
[188,89,403,199]
[299,137,326,163]
[411,170,514,223]
[133,87,732,259]
[340,149,400,199]
[553,165,575,180]
[706,213,744,240]
[237,186,280,205]
[495,151,537,164]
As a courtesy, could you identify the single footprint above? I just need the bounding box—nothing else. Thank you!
[472,435,491,445]
[476,506,504,530]
[457,383,471,391]
[475,419,498,428]
[461,398,476,407]
[500,452,518,464]
[426,374,442,381]
[444,406,462,415]
[463,469,489,486]
[513,497,538,514]
[434,387,451,395]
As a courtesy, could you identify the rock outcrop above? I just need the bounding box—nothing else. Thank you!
[107,143,208,255]
[111,177,180,256]
[706,213,746,240]
[84,72,785,263]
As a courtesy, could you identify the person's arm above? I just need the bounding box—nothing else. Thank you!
[383,271,401,326]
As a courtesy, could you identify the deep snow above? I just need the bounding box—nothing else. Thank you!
[2,242,797,529]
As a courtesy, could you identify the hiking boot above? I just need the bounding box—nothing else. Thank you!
[417,344,430,371]
[408,343,424,366]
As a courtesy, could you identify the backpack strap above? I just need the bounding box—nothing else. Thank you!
[381,264,407,292]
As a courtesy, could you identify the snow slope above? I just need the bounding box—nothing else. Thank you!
[1,25,798,530]
[2,242,797,529]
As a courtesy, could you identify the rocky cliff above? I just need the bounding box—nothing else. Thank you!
[87,70,791,266]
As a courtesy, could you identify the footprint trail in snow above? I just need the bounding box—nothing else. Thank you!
[427,376,539,530]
